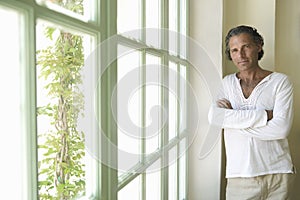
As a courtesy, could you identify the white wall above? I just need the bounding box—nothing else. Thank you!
[188,0,223,199]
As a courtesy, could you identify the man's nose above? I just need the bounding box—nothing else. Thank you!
[238,50,245,58]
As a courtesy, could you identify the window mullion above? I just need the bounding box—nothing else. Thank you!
[175,63,180,200]
[141,0,147,199]
[22,3,38,200]
[100,0,118,199]
[101,63,118,200]
[174,3,182,193]
[141,50,146,200]
[177,0,181,58]
[160,0,169,199]
[183,1,189,199]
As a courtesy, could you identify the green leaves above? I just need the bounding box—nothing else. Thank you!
[37,25,86,199]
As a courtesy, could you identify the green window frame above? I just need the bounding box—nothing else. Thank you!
[1,0,189,199]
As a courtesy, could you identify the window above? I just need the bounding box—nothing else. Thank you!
[1,0,188,199]
[0,4,25,200]
[36,19,96,199]
[116,0,188,199]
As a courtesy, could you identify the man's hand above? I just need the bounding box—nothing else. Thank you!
[266,110,273,121]
[217,98,233,109]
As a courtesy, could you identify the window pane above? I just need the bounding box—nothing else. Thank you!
[36,0,94,21]
[179,65,187,133]
[0,6,23,200]
[118,0,141,39]
[118,175,141,200]
[169,61,178,141]
[168,147,178,200]
[179,0,187,58]
[146,159,161,200]
[169,0,177,32]
[117,47,141,175]
[36,19,94,199]
[146,0,160,48]
[169,0,178,55]
[146,54,161,154]
[179,139,187,200]
[146,0,160,29]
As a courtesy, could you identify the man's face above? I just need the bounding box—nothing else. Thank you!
[228,33,262,72]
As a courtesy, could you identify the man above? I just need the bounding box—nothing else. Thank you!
[208,25,296,199]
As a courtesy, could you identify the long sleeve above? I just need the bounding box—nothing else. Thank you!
[240,77,294,140]
[208,105,268,129]
[208,73,294,140]
[208,75,268,129]
[214,72,295,178]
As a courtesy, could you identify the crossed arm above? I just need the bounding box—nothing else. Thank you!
[217,98,273,121]
[208,78,294,140]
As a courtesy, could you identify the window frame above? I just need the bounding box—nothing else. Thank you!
[5,0,102,199]
[116,0,189,199]
[0,1,37,199]
[2,0,189,199]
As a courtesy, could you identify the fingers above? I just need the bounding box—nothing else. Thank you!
[217,98,233,109]
[266,110,273,121]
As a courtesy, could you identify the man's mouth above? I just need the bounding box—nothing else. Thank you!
[238,60,248,64]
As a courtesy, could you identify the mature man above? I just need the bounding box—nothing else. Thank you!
[209,25,296,199]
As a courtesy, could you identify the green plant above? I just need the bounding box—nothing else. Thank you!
[37,25,86,200]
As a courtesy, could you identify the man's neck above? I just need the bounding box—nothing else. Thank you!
[237,67,263,82]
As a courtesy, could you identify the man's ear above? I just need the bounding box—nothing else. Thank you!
[257,41,262,52]
[257,43,263,52]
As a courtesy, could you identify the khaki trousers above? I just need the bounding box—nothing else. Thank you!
[226,173,296,200]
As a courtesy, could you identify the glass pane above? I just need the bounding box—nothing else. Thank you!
[179,138,187,199]
[118,175,141,200]
[146,0,160,48]
[169,0,178,55]
[169,0,177,32]
[36,19,95,199]
[169,61,178,141]
[117,47,141,175]
[168,147,178,200]
[146,54,161,154]
[0,6,23,200]
[36,0,94,21]
[146,0,160,29]
[179,0,187,58]
[179,65,187,133]
[146,159,161,200]
[118,0,141,39]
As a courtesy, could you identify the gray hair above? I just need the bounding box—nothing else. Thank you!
[225,25,264,60]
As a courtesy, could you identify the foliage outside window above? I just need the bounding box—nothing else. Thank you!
[36,1,86,199]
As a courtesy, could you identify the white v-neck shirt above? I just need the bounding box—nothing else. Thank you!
[209,72,294,178]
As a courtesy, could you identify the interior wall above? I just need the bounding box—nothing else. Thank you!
[275,0,300,199]
[188,0,223,199]
[223,0,276,75]
[222,0,300,199]
[188,0,300,199]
